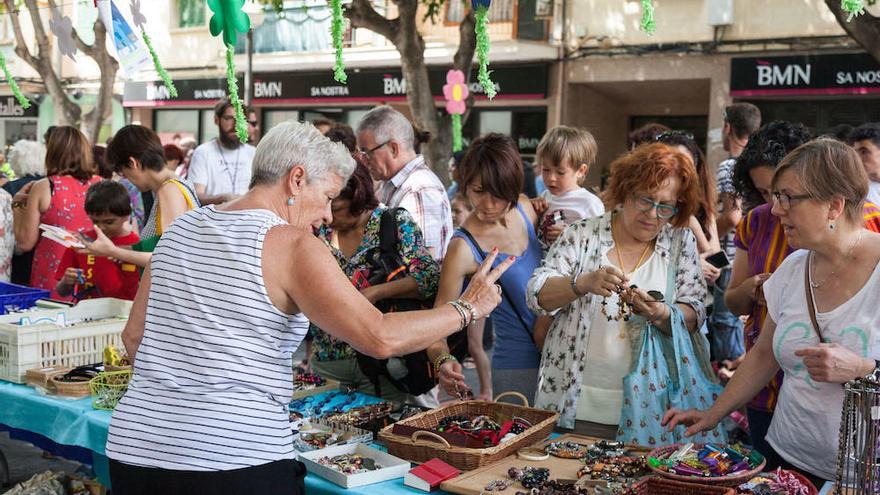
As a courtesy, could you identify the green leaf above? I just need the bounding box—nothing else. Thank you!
[208,0,252,47]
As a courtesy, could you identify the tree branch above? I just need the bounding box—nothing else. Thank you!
[824,0,880,62]
[345,0,400,43]
[453,9,476,76]
[3,0,38,67]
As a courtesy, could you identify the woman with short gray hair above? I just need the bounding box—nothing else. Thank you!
[3,140,46,197]
[105,121,513,495]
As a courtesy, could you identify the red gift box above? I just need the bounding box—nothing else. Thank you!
[403,458,461,492]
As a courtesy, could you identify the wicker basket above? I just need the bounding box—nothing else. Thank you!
[88,370,131,411]
[647,444,766,487]
[626,477,735,494]
[378,392,558,471]
[51,374,92,397]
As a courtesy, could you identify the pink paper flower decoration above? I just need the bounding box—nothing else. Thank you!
[443,70,469,115]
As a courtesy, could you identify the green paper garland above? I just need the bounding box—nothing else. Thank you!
[452,114,463,152]
[474,7,496,99]
[0,52,30,109]
[640,0,656,35]
[330,0,347,83]
[141,32,178,98]
[225,45,249,144]
[841,0,865,21]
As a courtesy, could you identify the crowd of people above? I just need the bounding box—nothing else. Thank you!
[4,96,880,491]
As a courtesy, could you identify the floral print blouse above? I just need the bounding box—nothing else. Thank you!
[310,206,440,361]
[526,212,708,429]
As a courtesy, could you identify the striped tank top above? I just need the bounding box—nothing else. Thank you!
[106,206,309,471]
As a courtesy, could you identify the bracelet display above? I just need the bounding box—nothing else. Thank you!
[434,354,458,374]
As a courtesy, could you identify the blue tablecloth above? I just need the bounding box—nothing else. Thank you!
[0,381,432,494]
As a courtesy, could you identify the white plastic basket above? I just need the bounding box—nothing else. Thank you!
[0,298,131,383]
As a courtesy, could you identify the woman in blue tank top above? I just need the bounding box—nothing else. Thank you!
[428,133,544,403]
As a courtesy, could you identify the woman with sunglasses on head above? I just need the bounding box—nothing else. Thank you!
[526,143,712,438]
[721,122,880,461]
[654,132,720,284]
[664,138,880,487]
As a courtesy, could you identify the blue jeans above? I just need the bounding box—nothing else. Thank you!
[708,267,745,362]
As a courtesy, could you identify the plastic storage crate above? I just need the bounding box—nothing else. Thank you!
[0,298,131,383]
[0,282,50,315]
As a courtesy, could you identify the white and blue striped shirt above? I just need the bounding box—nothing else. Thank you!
[106,206,309,471]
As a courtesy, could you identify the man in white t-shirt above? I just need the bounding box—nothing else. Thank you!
[187,98,256,205]
[852,123,880,206]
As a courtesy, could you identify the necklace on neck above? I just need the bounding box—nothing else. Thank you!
[216,139,242,191]
[809,229,863,289]
[611,217,653,276]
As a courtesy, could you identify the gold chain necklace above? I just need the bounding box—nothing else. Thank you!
[610,217,654,338]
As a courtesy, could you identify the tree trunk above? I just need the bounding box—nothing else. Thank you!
[72,17,119,143]
[6,0,82,126]
[825,1,880,62]
[346,0,478,185]
[5,0,119,140]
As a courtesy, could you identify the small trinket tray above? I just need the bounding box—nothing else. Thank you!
[299,443,411,488]
[293,418,373,452]
[292,376,340,399]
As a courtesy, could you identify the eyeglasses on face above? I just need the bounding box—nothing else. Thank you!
[771,191,811,210]
[357,140,391,158]
[632,194,679,219]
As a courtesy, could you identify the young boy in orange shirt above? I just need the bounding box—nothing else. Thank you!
[56,180,140,301]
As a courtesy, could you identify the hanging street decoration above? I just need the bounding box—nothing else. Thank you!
[842,0,865,21]
[0,52,30,109]
[330,0,346,83]
[208,0,251,143]
[472,0,497,99]
[130,0,177,98]
[640,0,656,35]
[443,70,468,152]
[49,6,78,61]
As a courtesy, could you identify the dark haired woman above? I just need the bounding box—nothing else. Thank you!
[309,162,440,407]
[428,133,543,402]
[81,125,199,267]
[724,122,880,459]
[13,126,101,295]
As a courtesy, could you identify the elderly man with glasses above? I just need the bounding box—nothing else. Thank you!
[355,106,452,261]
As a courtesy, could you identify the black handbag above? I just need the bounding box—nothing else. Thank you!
[354,209,467,397]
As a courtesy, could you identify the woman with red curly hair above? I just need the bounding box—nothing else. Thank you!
[527,143,714,439]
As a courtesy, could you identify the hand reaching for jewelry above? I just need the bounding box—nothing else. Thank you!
[437,359,472,399]
[579,265,627,297]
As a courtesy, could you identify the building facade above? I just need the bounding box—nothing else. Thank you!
[559,0,880,185]
[124,0,560,161]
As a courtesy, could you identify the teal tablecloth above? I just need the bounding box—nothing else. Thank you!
[0,381,433,494]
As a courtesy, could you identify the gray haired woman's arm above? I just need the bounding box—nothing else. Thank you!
[121,265,150,362]
[269,228,513,359]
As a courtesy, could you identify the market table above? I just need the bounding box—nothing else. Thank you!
[0,381,434,494]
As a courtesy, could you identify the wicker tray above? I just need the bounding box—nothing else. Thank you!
[626,476,735,494]
[647,444,766,487]
[378,392,558,471]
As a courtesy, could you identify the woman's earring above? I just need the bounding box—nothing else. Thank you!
[829,222,835,230]
[287,197,296,206]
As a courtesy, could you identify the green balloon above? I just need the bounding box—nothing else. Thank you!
[208,0,251,47]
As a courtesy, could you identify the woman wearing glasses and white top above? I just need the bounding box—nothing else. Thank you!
[664,139,880,488]
[527,143,711,437]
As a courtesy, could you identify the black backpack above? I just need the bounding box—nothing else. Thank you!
[355,208,468,397]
